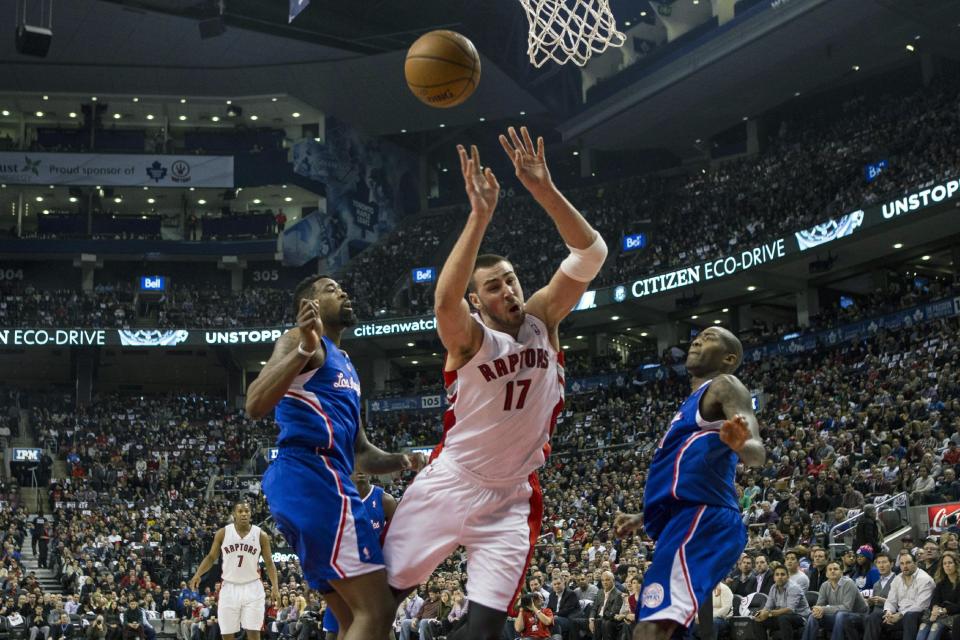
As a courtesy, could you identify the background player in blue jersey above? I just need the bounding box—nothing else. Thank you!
[246,275,425,640]
[322,471,397,639]
[614,326,765,640]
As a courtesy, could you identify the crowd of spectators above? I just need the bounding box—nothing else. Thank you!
[0,280,954,640]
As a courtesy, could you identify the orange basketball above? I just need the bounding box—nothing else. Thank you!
[405,30,481,109]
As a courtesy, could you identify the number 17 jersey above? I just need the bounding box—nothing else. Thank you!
[433,314,565,483]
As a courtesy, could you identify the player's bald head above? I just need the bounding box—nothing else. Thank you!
[713,327,743,372]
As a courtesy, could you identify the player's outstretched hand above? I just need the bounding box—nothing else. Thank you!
[613,512,643,538]
[458,144,499,222]
[297,299,323,353]
[188,575,200,593]
[720,414,750,452]
[498,126,552,196]
[402,451,429,473]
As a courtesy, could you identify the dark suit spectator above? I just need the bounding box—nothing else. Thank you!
[807,548,831,593]
[753,556,776,596]
[548,576,580,640]
[590,572,623,640]
[730,555,758,597]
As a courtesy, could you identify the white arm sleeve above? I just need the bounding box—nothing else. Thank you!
[559,232,608,283]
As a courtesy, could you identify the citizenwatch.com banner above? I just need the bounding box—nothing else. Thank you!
[0,152,234,188]
[0,318,439,349]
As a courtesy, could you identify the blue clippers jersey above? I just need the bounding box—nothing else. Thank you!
[362,485,387,536]
[274,336,361,474]
[643,379,739,538]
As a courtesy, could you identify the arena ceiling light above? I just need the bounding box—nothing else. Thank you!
[640,331,648,337]
[284,196,292,202]
[747,285,757,291]
[906,44,916,53]
[198,199,207,205]
[147,198,155,204]
[132,97,139,103]
[91,96,98,101]
[180,98,187,104]
[400,129,407,133]
[35,111,44,117]
[291,112,301,118]
[721,307,729,312]
[146,114,155,120]
[0,110,8,116]
[922,255,931,261]
[35,196,43,202]
[411,360,419,364]
[69,197,77,203]
[713,319,722,324]
[852,65,860,71]
[252,198,261,204]
[178,115,187,121]
[893,243,903,249]
[113,197,122,203]
[113,113,121,119]
[690,315,698,319]
[406,342,414,347]
[249,115,258,121]
[68,112,77,118]
[211,116,220,122]
[42,95,48,101]
[611,315,620,321]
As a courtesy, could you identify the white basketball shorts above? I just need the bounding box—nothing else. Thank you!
[382,455,543,613]
[219,580,266,634]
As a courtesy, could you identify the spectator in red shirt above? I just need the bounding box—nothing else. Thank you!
[513,592,554,640]
[943,443,960,466]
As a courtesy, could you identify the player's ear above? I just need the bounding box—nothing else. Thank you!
[467,292,480,309]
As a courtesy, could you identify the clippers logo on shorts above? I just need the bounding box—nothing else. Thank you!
[642,583,664,608]
[476,347,551,382]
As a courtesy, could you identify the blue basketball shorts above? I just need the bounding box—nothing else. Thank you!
[639,504,746,628]
[262,448,384,593]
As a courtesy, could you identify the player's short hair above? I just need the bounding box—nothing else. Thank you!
[469,254,510,292]
[292,274,333,316]
[715,327,743,371]
[233,500,251,511]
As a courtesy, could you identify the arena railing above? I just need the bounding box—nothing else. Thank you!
[827,492,910,558]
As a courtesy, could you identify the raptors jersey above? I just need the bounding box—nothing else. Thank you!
[643,379,739,540]
[434,314,565,482]
[220,524,262,583]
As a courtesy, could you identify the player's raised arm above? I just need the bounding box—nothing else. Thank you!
[245,300,324,419]
[499,126,607,330]
[433,144,499,360]
[712,373,766,468]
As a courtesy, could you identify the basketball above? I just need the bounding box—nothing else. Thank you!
[405,30,481,109]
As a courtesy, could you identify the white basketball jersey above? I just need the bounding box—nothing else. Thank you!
[437,314,565,482]
[220,524,262,584]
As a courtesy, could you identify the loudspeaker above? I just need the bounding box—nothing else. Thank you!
[198,17,226,39]
[15,24,52,58]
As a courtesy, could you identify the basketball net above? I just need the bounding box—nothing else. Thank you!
[518,0,626,67]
